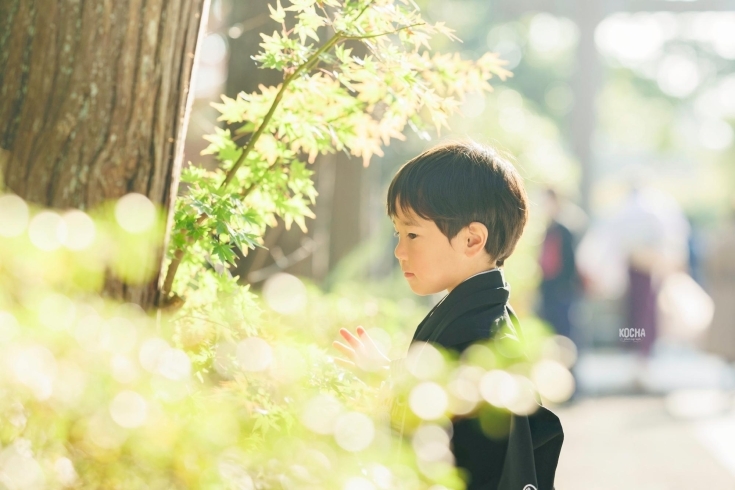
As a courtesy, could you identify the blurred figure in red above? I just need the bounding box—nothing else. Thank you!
[538,189,582,342]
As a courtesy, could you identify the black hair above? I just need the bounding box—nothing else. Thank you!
[386,140,529,267]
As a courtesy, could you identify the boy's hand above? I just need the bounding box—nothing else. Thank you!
[332,326,390,373]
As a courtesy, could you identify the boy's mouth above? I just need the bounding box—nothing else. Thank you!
[403,272,415,278]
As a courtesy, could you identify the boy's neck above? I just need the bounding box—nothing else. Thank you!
[447,266,500,293]
[463,267,500,282]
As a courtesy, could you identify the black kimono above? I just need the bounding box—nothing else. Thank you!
[395,269,564,490]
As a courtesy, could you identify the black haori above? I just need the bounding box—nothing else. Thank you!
[394,269,564,490]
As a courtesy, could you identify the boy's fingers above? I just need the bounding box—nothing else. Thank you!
[357,327,385,358]
[332,340,355,358]
[339,328,363,350]
[357,326,376,346]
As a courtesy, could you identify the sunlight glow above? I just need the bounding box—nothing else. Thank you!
[115,193,156,234]
[409,382,448,420]
[28,211,67,251]
[262,273,307,314]
[0,194,29,237]
[109,390,148,428]
[333,412,375,452]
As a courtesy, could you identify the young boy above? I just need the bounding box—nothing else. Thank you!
[334,140,564,490]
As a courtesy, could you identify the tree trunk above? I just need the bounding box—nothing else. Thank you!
[0,0,210,310]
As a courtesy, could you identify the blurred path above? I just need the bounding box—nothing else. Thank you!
[553,396,735,489]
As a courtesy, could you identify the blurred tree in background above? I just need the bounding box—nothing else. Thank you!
[0,0,211,310]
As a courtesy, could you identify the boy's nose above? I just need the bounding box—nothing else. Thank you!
[394,240,406,261]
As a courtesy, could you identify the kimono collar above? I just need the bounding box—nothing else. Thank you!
[412,268,510,344]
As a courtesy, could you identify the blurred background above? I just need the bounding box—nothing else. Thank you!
[186,0,735,488]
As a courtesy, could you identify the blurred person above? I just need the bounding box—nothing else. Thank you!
[703,204,735,362]
[577,184,690,357]
[332,140,564,490]
[537,189,581,343]
[615,186,690,356]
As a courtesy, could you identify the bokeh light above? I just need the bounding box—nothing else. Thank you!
[0,442,45,490]
[53,457,78,487]
[9,345,57,400]
[114,193,156,234]
[412,424,452,463]
[157,347,192,381]
[367,464,393,488]
[28,211,67,251]
[540,335,578,369]
[656,53,700,98]
[0,194,29,237]
[62,210,96,250]
[110,354,140,384]
[300,394,343,434]
[595,13,669,64]
[333,412,375,452]
[139,338,171,373]
[109,390,148,428]
[528,13,579,58]
[503,375,539,416]
[262,273,307,314]
[447,365,483,415]
[531,360,575,403]
[409,382,448,420]
[479,369,513,408]
[236,337,273,372]
[406,342,445,380]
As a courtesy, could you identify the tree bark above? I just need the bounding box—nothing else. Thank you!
[0,0,210,310]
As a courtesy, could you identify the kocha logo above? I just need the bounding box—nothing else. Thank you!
[619,327,646,342]
[522,485,537,490]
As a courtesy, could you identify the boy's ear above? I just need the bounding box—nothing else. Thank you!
[464,222,489,255]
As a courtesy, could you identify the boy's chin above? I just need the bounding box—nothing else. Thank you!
[407,282,445,296]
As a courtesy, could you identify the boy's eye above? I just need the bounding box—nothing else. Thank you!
[393,231,417,239]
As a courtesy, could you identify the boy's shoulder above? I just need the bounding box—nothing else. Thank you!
[414,269,513,348]
[443,303,516,353]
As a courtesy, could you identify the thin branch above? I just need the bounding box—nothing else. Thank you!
[160,213,208,302]
[342,22,425,40]
[353,0,374,21]
[240,158,282,200]
[316,1,333,25]
[220,33,343,189]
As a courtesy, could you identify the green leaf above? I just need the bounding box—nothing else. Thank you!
[268,0,286,23]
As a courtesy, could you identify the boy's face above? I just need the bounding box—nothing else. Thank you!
[392,205,487,296]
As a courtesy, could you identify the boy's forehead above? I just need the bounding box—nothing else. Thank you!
[392,208,420,226]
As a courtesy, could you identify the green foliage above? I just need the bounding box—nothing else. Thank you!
[0,197,572,488]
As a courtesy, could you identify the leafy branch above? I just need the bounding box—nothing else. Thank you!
[160,24,420,304]
[160,0,512,308]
